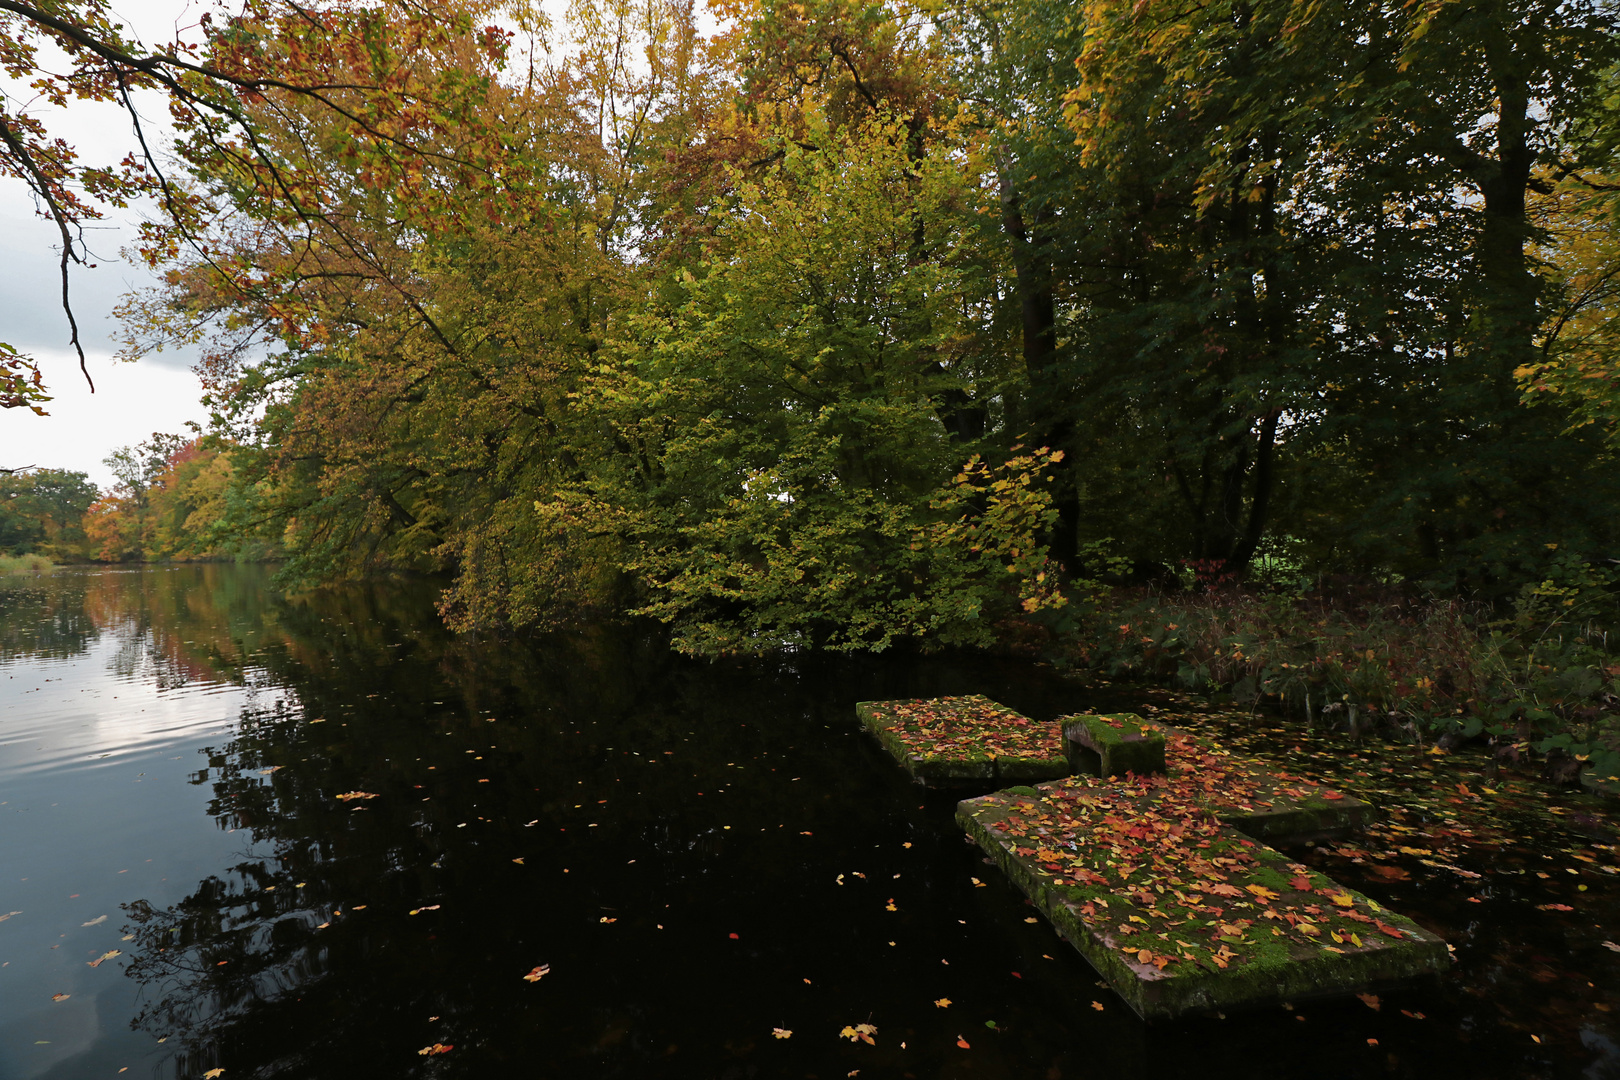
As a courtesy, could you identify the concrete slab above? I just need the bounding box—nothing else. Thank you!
[856,696,1069,787]
[958,777,1447,1020]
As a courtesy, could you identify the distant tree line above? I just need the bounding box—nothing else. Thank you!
[0,435,269,563]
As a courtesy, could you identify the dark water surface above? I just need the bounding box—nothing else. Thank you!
[1,566,1616,1079]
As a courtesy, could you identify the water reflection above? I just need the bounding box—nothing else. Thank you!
[2,567,1616,1079]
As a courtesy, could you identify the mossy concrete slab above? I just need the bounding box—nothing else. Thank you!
[1062,713,1168,777]
[958,778,1446,1020]
[856,696,1069,787]
[1158,728,1378,844]
[1067,715,1376,843]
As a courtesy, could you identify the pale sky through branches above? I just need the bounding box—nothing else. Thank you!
[0,0,213,486]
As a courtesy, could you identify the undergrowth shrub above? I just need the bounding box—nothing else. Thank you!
[1046,582,1620,780]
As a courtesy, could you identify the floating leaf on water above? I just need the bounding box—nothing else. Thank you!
[772,1028,792,1039]
[87,950,121,967]
[81,915,106,927]
[522,964,550,982]
[335,791,378,801]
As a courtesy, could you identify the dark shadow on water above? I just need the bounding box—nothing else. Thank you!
[2,567,1614,1078]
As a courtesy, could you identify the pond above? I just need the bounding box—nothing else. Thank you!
[0,565,1616,1078]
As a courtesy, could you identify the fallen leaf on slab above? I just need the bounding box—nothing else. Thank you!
[1091,1001,1104,1011]
[1024,917,1038,924]
[417,1044,453,1056]
[522,964,550,982]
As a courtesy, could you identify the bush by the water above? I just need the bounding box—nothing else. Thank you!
[1049,573,1620,782]
[0,553,54,575]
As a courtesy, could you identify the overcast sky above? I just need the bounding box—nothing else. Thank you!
[0,0,215,488]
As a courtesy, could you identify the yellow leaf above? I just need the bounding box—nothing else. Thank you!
[1330,893,1354,908]
[934,998,951,1008]
[773,1028,792,1039]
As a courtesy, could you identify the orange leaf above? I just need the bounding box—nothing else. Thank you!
[956,1036,971,1049]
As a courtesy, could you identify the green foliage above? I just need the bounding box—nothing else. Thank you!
[592,112,1059,652]
[85,0,1620,654]
[0,468,99,558]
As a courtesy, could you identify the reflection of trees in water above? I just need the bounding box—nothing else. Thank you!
[105,599,789,1073]
[104,568,1069,1076]
[84,565,291,689]
[0,565,296,684]
[0,578,99,657]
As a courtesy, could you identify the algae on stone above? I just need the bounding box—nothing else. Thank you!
[1062,713,1168,776]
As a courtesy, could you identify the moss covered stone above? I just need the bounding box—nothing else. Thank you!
[1063,713,1168,776]
[856,696,1069,787]
[958,777,1446,1020]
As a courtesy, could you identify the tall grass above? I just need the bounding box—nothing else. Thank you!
[0,553,54,575]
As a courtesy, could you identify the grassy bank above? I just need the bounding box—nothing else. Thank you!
[0,553,53,575]
[1042,583,1620,782]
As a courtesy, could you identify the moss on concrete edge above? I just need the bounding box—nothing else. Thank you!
[956,788,1447,1020]
[1062,713,1168,777]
